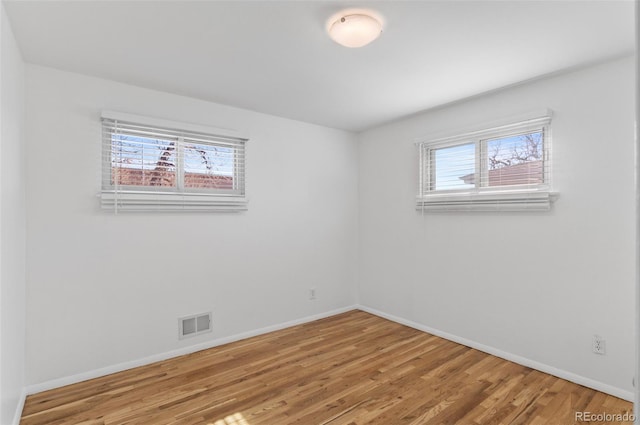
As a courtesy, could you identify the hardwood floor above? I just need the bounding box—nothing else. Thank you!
[21,310,633,425]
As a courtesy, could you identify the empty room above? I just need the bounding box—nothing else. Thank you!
[0,1,638,424]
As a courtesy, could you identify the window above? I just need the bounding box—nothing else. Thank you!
[417,112,556,211]
[100,112,247,212]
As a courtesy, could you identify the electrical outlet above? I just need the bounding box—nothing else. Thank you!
[592,335,606,355]
[309,288,316,300]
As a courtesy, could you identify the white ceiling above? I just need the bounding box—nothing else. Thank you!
[4,0,635,132]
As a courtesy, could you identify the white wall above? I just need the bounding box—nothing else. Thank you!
[635,1,639,417]
[0,3,26,424]
[24,65,358,386]
[358,56,636,397]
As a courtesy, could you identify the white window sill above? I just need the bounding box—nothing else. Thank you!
[100,190,248,212]
[416,190,558,212]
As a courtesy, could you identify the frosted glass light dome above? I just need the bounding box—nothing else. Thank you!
[328,12,383,48]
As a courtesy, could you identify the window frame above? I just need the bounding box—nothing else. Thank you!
[100,111,248,212]
[416,111,556,211]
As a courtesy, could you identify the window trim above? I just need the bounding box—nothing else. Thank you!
[100,111,248,212]
[416,110,556,212]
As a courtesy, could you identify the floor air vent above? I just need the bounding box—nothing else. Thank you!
[179,312,212,339]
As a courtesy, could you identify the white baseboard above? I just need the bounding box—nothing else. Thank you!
[356,304,634,402]
[12,389,27,425]
[25,305,358,396]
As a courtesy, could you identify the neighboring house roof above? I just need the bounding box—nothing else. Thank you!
[460,160,543,186]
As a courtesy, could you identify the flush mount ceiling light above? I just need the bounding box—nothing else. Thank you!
[327,9,384,48]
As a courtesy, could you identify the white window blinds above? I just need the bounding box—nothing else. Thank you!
[416,111,557,212]
[100,112,247,212]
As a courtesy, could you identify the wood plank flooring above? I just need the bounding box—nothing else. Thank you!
[21,310,633,425]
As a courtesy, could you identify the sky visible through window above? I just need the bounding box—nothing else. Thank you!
[486,131,542,171]
[111,134,234,176]
[433,143,475,191]
[432,131,543,191]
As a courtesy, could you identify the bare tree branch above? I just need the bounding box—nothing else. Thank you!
[149,142,175,186]
[488,133,542,170]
